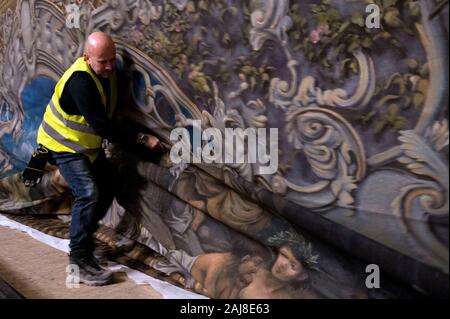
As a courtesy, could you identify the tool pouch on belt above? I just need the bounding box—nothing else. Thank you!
[22,145,50,187]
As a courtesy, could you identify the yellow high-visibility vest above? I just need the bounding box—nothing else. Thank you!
[37,57,117,162]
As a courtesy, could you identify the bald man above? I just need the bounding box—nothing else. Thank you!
[35,32,160,286]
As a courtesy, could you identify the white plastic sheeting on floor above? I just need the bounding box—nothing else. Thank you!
[0,214,207,299]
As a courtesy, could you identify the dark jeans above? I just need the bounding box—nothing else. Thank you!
[50,151,117,255]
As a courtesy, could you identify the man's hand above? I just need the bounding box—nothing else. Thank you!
[137,133,161,149]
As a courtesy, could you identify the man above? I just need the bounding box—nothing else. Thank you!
[36,32,160,286]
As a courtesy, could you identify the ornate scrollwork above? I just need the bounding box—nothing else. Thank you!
[263,107,366,209]
[116,43,203,134]
[0,0,84,156]
[0,7,15,132]
[87,0,162,33]
[269,50,376,111]
[249,0,293,51]
[367,0,449,168]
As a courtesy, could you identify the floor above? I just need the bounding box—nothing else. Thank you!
[0,277,23,299]
[0,225,163,299]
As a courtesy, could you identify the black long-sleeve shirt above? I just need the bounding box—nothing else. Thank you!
[59,71,134,144]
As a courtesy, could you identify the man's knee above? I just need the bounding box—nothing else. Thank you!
[49,167,69,191]
[78,184,100,204]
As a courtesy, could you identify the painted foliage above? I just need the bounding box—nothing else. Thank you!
[0,0,448,298]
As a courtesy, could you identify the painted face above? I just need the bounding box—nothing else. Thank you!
[85,46,116,79]
[271,246,304,282]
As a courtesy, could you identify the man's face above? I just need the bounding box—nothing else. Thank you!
[85,47,116,79]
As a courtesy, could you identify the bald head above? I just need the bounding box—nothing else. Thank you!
[84,32,116,78]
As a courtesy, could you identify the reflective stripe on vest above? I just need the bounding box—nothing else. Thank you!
[37,57,117,162]
[48,100,97,135]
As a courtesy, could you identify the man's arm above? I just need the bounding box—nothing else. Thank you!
[136,132,161,148]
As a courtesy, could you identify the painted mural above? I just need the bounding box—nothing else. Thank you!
[0,0,448,298]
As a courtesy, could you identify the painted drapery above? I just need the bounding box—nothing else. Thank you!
[0,0,448,298]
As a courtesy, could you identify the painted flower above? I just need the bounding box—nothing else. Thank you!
[310,30,321,44]
[272,175,288,195]
[180,54,189,66]
[153,41,162,53]
[169,20,183,33]
[310,23,331,44]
